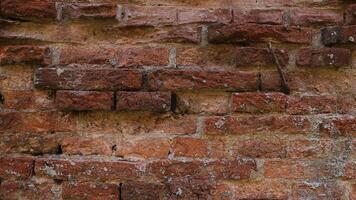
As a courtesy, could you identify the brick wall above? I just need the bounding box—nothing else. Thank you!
[0,0,355,199]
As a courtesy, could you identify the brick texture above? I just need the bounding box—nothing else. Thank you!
[0,0,355,199]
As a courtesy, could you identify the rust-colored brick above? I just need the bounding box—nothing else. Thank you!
[0,0,355,199]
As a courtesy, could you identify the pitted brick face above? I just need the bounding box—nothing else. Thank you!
[0,0,355,199]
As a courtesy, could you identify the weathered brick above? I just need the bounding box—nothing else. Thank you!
[346,4,356,25]
[0,0,57,20]
[115,137,171,159]
[34,68,142,91]
[77,112,197,135]
[62,182,119,200]
[337,95,356,114]
[147,70,259,91]
[233,180,289,200]
[233,9,284,25]
[176,92,230,114]
[236,47,289,67]
[116,91,171,112]
[147,159,256,180]
[0,133,61,155]
[150,25,201,43]
[166,177,215,199]
[173,137,208,158]
[290,9,343,26]
[0,112,74,134]
[177,8,231,24]
[61,135,114,156]
[120,6,176,26]
[296,48,351,67]
[321,26,356,45]
[232,136,286,158]
[0,181,58,200]
[121,181,168,200]
[287,139,332,158]
[204,115,311,135]
[0,46,48,65]
[351,184,356,200]
[264,160,330,179]
[232,92,287,113]
[287,95,337,115]
[58,46,169,67]
[61,3,117,20]
[35,157,143,181]
[292,182,345,200]
[208,24,313,44]
[320,115,356,136]
[342,161,356,180]
[260,71,283,92]
[0,90,55,110]
[56,90,113,111]
[176,46,236,68]
[0,157,34,180]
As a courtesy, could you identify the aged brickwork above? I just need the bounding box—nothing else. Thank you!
[0,0,355,199]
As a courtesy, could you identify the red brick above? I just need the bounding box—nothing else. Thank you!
[147,159,256,180]
[321,26,356,46]
[208,24,313,44]
[120,6,176,26]
[351,184,356,200]
[0,46,48,65]
[287,139,331,158]
[0,157,34,180]
[0,181,58,200]
[0,133,61,155]
[35,157,143,181]
[166,177,215,199]
[290,9,343,26]
[116,91,171,112]
[176,92,229,114]
[292,182,345,200]
[176,46,236,68]
[0,90,55,110]
[232,136,286,158]
[233,9,284,25]
[346,4,356,25]
[236,47,289,67]
[62,182,119,200]
[287,95,337,115]
[210,159,257,180]
[34,68,143,91]
[173,137,208,158]
[342,161,356,180]
[76,112,197,135]
[151,25,201,44]
[121,181,167,200]
[61,3,117,20]
[337,95,356,114]
[115,138,171,159]
[56,90,113,111]
[204,115,311,135]
[296,48,351,67]
[0,0,57,19]
[264,160,330,179]
[233,180,289,200]
[0,112,74,134]
[260,71,283,92]
[62,135,114,156]
[177,8,231,24]
[58,46,169,67]
[211,183,234,200]
[232,92,287,113]
[147,70,259,91]
[320,116,356,136]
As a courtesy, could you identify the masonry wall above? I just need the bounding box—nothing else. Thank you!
[0,0,355,199]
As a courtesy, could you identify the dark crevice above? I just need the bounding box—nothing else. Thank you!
[142,72,149,91]
[54,179,63,185]
[31,160,36,176]
[170,93,177,113]
[112,91,117,110]
[111,144,117,153]
[257,72,262,91]
[0,92,4,105]
[119,183,123,200]
[56,144,63,155]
